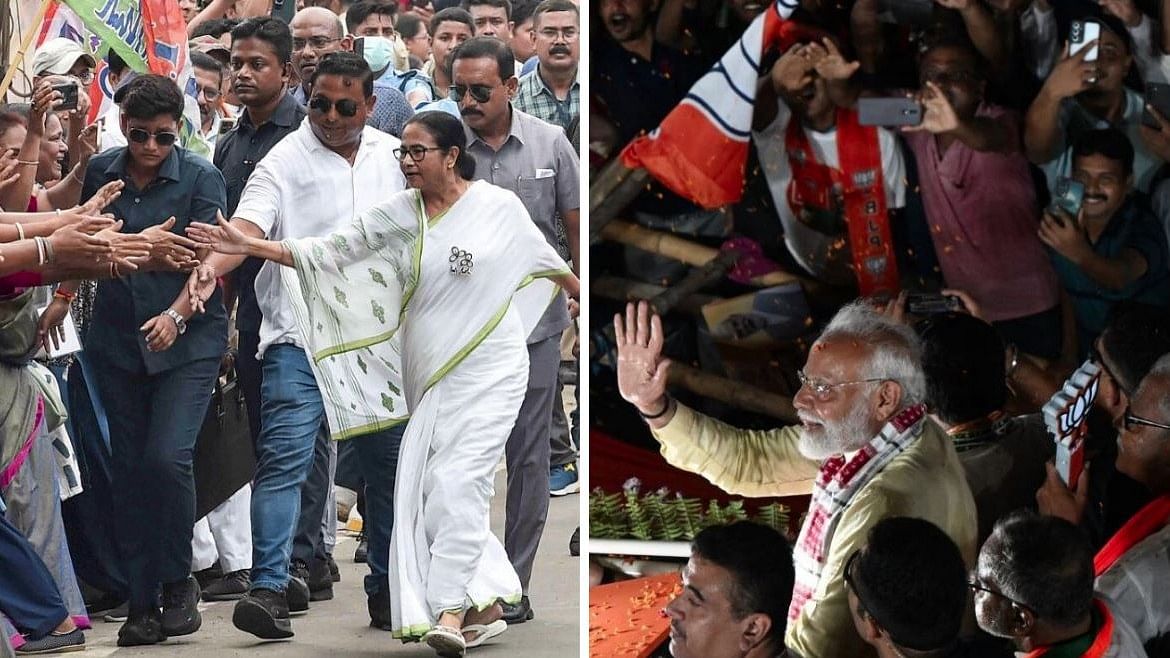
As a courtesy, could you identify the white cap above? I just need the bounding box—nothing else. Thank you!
[32,38,97,76]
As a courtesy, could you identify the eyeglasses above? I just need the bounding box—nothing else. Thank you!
[308,96,360,117]
[393,146,445,162]
[126,128,179,146]
[292,36,341,51]
[1121,404,1170,432]
[197,85,221,101]
[968,573,1035,616]
[797,370,888,400]
[449,84,496,103]
[538,27,579,40]
[73,70,95,85]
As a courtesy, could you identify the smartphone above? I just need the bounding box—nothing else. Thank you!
[52,82,79,112]
[1070,20,1101,62]
[1143,82,1170,129]
[1047,177,1085,221]
[906,293,962,315]
[219,115,237,135]
[858,97,923,127]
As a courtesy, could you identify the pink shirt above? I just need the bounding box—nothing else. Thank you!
[903,104,1059,322]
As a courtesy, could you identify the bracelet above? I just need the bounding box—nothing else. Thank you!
[41,235,54,263]
[53,289,76,302]
[1005,343,1020,380]
[639,396,673,420]
[15,223,24,240]
[15,159,37,166]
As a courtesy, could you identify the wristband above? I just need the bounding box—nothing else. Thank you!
[53,289,76,303]
[638,396,672,420]
[15,160,37,166]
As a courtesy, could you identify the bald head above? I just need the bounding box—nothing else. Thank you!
[292,6,345,37]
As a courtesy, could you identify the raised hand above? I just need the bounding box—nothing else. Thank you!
[1140,103,1170,163]
[141,217,201,270]
[1036,460,1090,524]
[186,212,252,255]
[1099,0,1141,27]
[76,123,99,165]
[1043,41,1100,100]
[186,263,219,315]
[94,220,152,271]
[28,81,62,137]
[614,300,671,415]
[771,44,816,94]
[75,180,124,215]
[48,222,114,268]
[808,38,861,82]
[1038,208,1091,262]
[904,81,960,134]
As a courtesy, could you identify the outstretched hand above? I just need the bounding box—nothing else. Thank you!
[614,300,671,416]
[186,211,252,255]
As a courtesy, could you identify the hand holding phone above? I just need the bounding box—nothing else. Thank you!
[1069,20,1101,62]
[52,82,79,112]
[1047,177,1085,219]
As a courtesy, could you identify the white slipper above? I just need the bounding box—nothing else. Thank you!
[463,620,508,648]
[424,625,466,657]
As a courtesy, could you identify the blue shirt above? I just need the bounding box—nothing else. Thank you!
[376,67,434,105]
[1050,196,1170,353]
[82,146,229,374]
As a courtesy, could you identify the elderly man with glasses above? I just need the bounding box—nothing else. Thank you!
[616,299,977,658]
[972,512,1146,657]
[1093,353,1170,653]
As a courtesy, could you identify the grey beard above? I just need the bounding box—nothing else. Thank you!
[797,403,874,461]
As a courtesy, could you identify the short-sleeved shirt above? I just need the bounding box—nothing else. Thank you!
[1043,89,1160,193]
[233,121,406,359]
[82,147,229,374]
[1049,196,1170,350]
[215,93,307,334]
[591,36,705,146]
[376,67,434,106]
[902,104,1060,322]
[514,66,579,135]
[290,83,413,138]
[464,108,579,343]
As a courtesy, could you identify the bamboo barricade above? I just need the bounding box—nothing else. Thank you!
[591,276,717,316]
[589,157,650,244]
[667,362,797,423]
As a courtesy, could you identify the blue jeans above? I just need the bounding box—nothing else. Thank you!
[250,344,327,593]
[349,425,403,597]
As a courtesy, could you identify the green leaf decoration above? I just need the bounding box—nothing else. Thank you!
[588,486,791,542]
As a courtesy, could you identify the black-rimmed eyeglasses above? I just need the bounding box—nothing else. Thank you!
[393,146,444,162]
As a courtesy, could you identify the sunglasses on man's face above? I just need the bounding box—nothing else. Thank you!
[126,127,178,146]
[448,84,495,104]
[308,95,360,118]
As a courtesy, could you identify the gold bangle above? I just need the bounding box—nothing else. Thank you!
[15,159,37,166]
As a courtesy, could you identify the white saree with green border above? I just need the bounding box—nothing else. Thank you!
[283,180,570,641]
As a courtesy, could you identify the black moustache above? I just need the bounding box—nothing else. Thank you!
[461,109,482,117]
[550,46,571,55]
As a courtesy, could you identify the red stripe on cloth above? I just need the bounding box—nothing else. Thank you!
[1094,494,1170,576]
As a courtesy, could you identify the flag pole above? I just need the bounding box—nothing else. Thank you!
[0,0,55,102]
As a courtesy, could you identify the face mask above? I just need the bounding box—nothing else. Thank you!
[357,36,395,72]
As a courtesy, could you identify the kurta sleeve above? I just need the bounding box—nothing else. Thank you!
[649,402,818,497]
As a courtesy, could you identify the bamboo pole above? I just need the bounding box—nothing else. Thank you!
[667,361,797,423]
[650,250,738,316]
[589,158,650,243]
[0,0,52,102]
[600,220,810,289]
[591,276,718,315]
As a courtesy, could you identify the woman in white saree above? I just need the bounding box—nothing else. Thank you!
[188,111,578,656]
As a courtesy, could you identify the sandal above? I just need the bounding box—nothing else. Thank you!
[463,619,507,648]
[424,625,466,657]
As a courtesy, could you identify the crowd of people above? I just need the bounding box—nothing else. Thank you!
[593,0,1170,655]
[0,0,580,655]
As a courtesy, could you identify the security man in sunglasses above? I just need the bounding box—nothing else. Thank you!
[449,35,579,626]
[79,73,229,647]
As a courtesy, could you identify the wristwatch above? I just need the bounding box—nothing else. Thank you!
[163,308,188,335]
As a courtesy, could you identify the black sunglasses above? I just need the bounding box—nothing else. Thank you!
[1122,404,1170,432]
[127,128,178,146]
[448,84,495,103]
[308,96,360,118]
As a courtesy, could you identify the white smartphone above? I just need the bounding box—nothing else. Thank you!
[1070,20,1101,62]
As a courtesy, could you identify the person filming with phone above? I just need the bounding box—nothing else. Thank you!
[1038,127,1169,358]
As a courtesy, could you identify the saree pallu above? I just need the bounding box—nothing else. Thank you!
[285,181,570,639]
[0,291,88,640]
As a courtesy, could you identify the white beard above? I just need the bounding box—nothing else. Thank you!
[798,402,875,461]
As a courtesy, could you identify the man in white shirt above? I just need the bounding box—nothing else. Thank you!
[179,51,408,639]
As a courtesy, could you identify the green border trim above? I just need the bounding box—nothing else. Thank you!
[312,327,399,363]
[391,592,524,641]
[331,415,408,441]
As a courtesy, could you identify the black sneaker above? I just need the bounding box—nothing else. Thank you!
[161,576,202,637]
[117,610,167,647]
[15,629,85,654]
[306,558,334,601]
[202,569,251,601]
[327,555,340,583]
[193,565,223,590]
[232,588,294,640]
[286,563,311,615]
[354,532,368,563]
[500,596,533,625]
[569,527,580,557]
[367,589,392,631]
